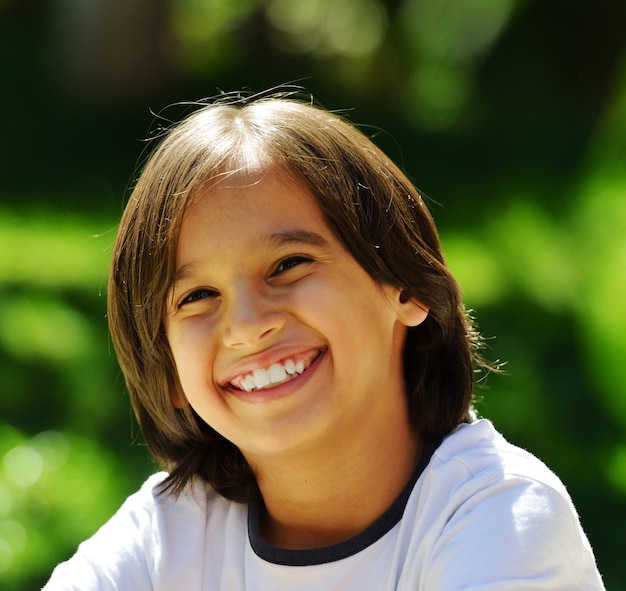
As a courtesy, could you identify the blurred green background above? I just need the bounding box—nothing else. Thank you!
[1,0,625,588]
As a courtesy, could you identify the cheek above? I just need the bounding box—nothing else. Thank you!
[168,324,217,387]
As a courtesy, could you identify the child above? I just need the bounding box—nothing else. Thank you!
[44,93,605,589]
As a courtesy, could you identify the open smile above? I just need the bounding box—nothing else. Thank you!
[228,350,323,393]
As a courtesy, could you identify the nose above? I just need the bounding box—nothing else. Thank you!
[222,284,285,348]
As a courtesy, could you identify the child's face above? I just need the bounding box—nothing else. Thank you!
[164,170,423,462]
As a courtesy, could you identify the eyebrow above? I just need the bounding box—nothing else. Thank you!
[171,229,331,286]
[266,229,330,250]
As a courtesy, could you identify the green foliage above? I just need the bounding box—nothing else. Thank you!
[0,211,113,290]
[0,424,133,589]
[0,212,154,589]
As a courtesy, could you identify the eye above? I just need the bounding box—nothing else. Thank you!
[179,287,219,308]
[274,255,312,275]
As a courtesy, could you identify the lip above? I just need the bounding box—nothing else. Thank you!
[222,349,326,403]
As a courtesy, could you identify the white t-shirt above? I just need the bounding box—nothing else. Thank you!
[43,420,605,590]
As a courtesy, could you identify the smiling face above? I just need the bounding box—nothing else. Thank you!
[164,170,428,464]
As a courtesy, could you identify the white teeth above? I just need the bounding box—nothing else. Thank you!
[233,357,311,392]
[268,363,287,383]
[242,374,256,392]
[252,368,270,389]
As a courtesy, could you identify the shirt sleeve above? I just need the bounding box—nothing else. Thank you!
[422,473,605,590]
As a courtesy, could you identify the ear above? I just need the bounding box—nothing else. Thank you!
[394,289,429,327]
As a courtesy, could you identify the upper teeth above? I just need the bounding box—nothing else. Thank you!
[237,358,306,392]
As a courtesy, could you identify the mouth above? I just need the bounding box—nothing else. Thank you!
[227,350,323,393]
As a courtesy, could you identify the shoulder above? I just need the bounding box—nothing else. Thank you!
[131,471,218,516]
[425,419,580,537]
[433,419,566,492]
[43,473,244,590]
[406,420,604,589]
[87,471,214,538]
[113,471,245,534]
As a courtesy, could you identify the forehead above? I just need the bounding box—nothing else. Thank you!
[176,169,335,263]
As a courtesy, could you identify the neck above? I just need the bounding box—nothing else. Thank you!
[247,422,422,550]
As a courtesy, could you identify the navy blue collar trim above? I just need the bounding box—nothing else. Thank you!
[248,439,441,566]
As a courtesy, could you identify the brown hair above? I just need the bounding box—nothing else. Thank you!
[108,94,488,501]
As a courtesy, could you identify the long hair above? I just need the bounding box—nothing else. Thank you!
[107,94,488,501]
